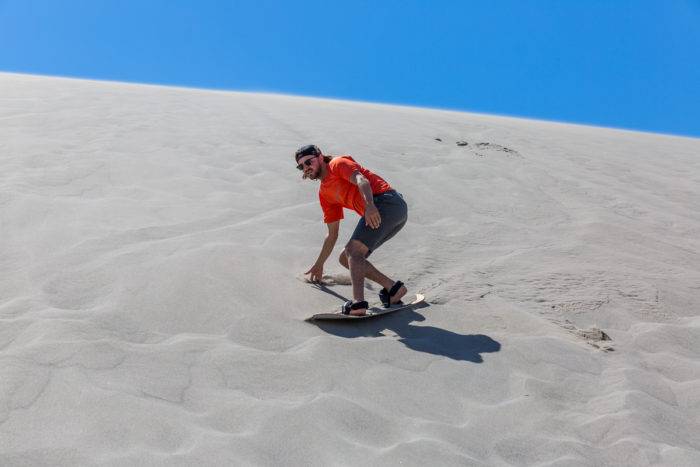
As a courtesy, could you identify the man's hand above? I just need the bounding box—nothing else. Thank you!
[365,204,381,229]
[305,263,324,283]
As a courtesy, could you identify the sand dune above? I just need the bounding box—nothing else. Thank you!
[1,72,699,466]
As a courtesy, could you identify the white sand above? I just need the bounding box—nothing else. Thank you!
[1,72,699,466]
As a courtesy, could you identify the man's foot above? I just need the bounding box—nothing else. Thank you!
[390,282,407,304]
[342,300,368,316]
[379,281,408,308]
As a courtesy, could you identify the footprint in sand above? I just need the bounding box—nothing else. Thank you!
[557,320,614,352]
[455,140,522,158]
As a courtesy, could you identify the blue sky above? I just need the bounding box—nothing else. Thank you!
[1,0,699,137]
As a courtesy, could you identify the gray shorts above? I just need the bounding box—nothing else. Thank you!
[350,190,408,257]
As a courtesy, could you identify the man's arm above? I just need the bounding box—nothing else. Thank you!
[350,171,381,229]
[316,221,339,265]
[350,171,375,207]
[306,221,339,282]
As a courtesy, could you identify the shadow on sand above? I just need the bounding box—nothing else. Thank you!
[308,285,501,363]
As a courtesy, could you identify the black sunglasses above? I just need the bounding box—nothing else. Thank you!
[296,157,316,171]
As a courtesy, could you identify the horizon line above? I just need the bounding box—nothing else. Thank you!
[2,69,698,141]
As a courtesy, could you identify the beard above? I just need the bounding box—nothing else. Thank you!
[303,166,321,180]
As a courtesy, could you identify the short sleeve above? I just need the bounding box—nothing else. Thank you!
[320,192,343,223]
[330,157,361,182]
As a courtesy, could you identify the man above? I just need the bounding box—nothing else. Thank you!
[296,144,408,316]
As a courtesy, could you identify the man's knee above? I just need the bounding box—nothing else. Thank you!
[345,239,369,258]
[339,251,348,268]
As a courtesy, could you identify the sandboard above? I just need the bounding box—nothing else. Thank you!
[306,294,425,322]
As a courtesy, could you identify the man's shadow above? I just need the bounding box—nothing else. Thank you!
[307,284,501,363]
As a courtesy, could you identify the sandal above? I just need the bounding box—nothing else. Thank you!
[379,281,404,308]
[342,300,369,315]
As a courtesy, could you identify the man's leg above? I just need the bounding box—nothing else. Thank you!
[340,247,407,307]
[343,192,409,311]
[339,250,394,292]
[344,240,369,310]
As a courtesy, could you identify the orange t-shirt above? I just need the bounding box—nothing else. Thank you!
[319,156,392,223]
